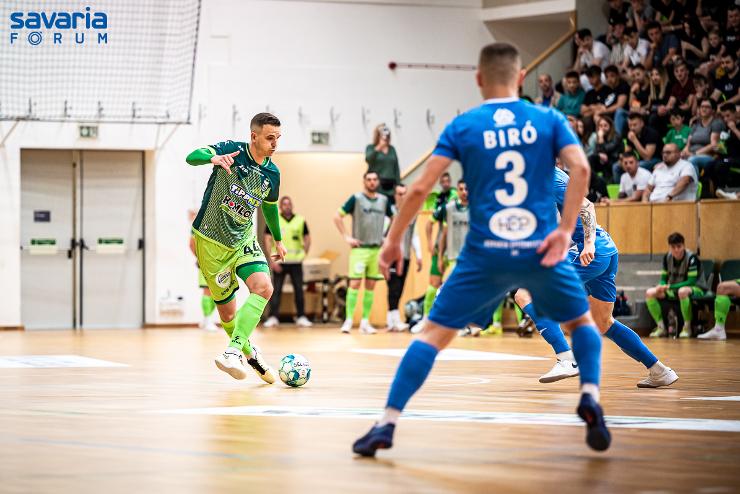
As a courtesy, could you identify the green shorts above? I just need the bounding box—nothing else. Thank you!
[198,269,208,288]
[348,247,383,280]
[665,286,705,299]
[193,232,269,304]
[430,253,449,277]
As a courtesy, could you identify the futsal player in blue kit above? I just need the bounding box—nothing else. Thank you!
[515,167,679,388]
[353,42,611,456]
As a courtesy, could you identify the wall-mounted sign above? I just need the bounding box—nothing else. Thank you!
[33,210,51,222]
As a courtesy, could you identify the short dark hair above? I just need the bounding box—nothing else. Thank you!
[577,28,592,39]
[363,170,379,179]
[586,65,602,78]
[692,73,708,84]
[623,26,637,37]
[457,179,466,185]
[250,112,280,131]
[621,151,637,161]
[669,108,685,119]
[478,42,521,85]
[668,232,685,245]
[632,63,645,71]
[628,111,644,121]
[604,65,620,76]
[646,21,662,33]
[699,97,717,111]
[441,172,451,179]
[719,102,737,113]
[565,70,579,80]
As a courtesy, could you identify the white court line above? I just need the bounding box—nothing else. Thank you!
[154,406,740,433]
[682,396,740,402]
[0,355,128,369]
[352,348,547,361]
[636,270,663,276]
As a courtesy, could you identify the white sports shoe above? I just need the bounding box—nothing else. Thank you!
[410,318,426,334]
[340,318,353,334]
[539,359,580,383]
[394,320,410,332]
[359,319,377,335]
[245,345,276,384]
[296,316,313,328]
[263,316,279,328]
[698,326,727,341]
[637,367,679,388]
[716,189,738,200]
[215,351,248,380]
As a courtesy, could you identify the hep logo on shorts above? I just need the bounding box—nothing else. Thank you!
[215,271,231,288]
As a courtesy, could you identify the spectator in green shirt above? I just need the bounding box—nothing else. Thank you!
[365,124,401,202]
[663,110,691,150]
[556,71,586,117]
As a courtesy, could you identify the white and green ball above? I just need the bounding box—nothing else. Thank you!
[279,354,311,387]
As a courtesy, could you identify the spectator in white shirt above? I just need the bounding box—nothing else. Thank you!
[615,152,652,202]
[622,27,650,69]
[643,143,698,202]
[573,28,611,73]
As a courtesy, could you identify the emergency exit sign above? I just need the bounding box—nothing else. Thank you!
[79,125,98,138]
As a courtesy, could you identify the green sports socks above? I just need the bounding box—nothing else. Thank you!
[362,290,375,319]
[715,295,731,327]
[423,285,438,316]
[346,288,359,320]
[646,298,663,324]
[221,318,235,338]
[514,304,523,324]
[201,295,216,317]
[228,293,268,356]
[679,296,692,323]
[492,302,503,325]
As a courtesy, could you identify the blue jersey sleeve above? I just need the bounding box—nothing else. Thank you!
[551,111,580,156]
[433,120,460,161]
[553,167,569,210]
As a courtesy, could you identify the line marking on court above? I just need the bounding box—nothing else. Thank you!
[682,396,740,402]
[351,348,547,361]
[154,406,740,433]
[0,355,128,369]
[636,270,663,276]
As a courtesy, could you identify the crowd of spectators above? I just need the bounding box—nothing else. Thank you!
[533,0,740,200]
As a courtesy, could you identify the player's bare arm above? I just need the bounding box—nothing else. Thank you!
[578,197,597,266]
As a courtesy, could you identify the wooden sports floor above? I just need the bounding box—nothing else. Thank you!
[1,327,739,493]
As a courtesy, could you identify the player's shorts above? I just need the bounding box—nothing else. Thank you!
[430,253,449,277]
[348,246,383,280]
[568,250,619,303]
[442,259,457,281]
[198,269,208,289]
[193,233,269,305]
[665,286,705,298]
[429,245,589,329]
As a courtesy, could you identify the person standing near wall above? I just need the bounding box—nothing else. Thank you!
[334,171,395,334]
[263,196,313,328]
[366,124,401,202]
[386,184,422,332]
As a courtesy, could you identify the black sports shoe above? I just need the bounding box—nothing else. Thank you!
[576,393,611,452]
[352,423,395,457]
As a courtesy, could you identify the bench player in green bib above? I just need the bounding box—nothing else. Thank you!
[186,113,287,383]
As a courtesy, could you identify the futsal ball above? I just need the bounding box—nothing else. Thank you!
[279,354,311,387]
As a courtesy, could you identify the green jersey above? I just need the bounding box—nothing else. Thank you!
[191,140,280,250]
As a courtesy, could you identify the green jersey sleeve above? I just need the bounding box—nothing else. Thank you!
[262,202,282,241]
[265,165,281,203]
[340,195,356,215]
[186,146,216,166]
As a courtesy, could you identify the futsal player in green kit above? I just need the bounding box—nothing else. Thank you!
[186,113,287,383]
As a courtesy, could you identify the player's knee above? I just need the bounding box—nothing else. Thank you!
[250,279,273,299]
[646,287,657,299]
[513,289,530,308]
[562,311,595,333]
[678,287,692,299]
[418,323,456,350]
[349,279,362,290]
[716,282,735,295]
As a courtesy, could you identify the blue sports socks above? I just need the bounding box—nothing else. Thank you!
[605,319,658,369]
[386,340,439,411]
[522,303,571,354]
[571,325,602,386]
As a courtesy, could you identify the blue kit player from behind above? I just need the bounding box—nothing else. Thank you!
[352,42,611,456]
[515,166,679,387]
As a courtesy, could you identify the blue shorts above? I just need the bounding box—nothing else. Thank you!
[568,250,618,303]
[429,246,590,330]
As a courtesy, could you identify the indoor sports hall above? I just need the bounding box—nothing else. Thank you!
[1,1,739,492]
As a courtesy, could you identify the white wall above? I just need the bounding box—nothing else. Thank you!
[0,0,494,326]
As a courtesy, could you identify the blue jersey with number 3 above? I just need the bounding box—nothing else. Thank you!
[433,97,580,255]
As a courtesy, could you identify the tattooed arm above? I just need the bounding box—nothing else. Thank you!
[579,197,597,266]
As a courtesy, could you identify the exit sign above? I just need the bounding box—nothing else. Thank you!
[311,131,329,145]
[79,125,98,138]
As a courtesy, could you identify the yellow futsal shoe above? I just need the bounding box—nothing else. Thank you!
[480,323,503,336]
[245,343,276,384]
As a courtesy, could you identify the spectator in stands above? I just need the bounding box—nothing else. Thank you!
[581,66,612,131]
[646,21,680,69]
[724,5,740,58]
[603,64,631,133]
[386,184,421,332]
[623,27,651,70]
[587,115,622,177]
[605,19,628,67]
[699,279,740,341]
[365,124,400,203]
[679,17,710,68]
[613,112,661,182]
[698,28,727,78]
[711,53,740,104]
[607,0,630,27]
[653,0,687,28]
[683,97,725,171]
[627,0,655,34]
[334,171,395,335]
[615,152,652,201]
[263,196,312,329]
[704,102,740,197]
[691,74,711,115]
[573,28,611,73]
[556,71,586,116]
[648,66,672,131]
[663,109,691,150]
[535,73,559,107]
[646,232,704,339]
[629,63,651,114]
[667,60,696,116]
[643,143,698,202]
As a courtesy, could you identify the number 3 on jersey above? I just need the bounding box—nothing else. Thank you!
[494,150,527,206]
